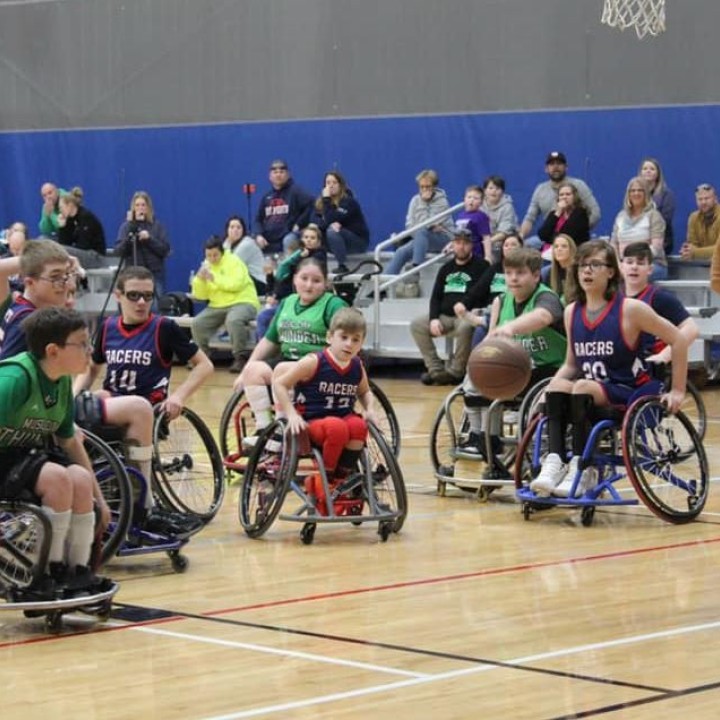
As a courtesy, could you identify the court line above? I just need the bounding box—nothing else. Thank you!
[127,624,428,679]
[198,619,720,719]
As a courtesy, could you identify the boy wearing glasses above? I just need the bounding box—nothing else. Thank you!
[0,307,111,596]
[73,267,213,533]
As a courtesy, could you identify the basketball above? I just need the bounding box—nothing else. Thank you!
[467,337,532,400]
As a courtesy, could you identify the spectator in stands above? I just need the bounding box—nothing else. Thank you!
[39,182,64,238]
[711,236,720,294]
[57,187,106,269]
[115,191,171,296]
[520,151,601,246]
[385,169,455,275]
[191,235,260,374]
[223,215,267,295]
[444,185,491,261]
[482,176,518,263]
[639,158,676,255]
[410,227,491,385]
[252,159,314,255]
[537,182,590,249]
[541,233,576,303]
[681,183,720,261]
[611,176,667,280]
[309,170,369,273]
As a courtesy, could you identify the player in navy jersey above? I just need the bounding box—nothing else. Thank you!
[620,241,699,363]
[74,266,213,531]
[272,307,377,514]
[530,240,690,498]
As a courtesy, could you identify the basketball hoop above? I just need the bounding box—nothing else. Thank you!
[601,0,666,39]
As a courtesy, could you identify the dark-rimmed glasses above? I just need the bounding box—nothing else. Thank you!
[123,290,154,302]
[578,261,611,272]
[37,274,73,288]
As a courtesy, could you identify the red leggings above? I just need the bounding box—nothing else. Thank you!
[307,414,367,475]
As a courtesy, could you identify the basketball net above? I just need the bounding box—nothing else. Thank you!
[601,0,666,39]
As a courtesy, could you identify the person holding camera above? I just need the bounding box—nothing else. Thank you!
[115,191,171,296]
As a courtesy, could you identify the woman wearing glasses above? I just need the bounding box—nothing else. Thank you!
[529,240,689,497]
[610,177,667,281]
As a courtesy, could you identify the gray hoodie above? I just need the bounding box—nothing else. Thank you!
[482,193,518,236]
[405,188,455,233]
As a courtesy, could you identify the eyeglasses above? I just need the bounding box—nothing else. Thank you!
[37,274,73,288]
[63,340,93,352]
[578,261,611,272]
[696,183,714,192]
[123,290,155,302]
[270,165,287,171]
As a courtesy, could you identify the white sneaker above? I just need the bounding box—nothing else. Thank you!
[553,456,580,497]
[242,432,282,453]
[530,453,567,497]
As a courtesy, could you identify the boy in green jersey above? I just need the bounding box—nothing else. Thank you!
[0,307,111,596]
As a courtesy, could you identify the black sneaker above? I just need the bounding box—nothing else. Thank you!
[481,459,512,481]
[433,370,464,386]
[459,432,484,456]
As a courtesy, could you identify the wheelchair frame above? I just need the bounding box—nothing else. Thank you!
[238,419,408,544]
[514,395,709,526]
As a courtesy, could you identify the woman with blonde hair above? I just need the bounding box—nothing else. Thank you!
[610,177,666,281]
[542,233,577,302]
[115,191,171,295]
[57,186,106,268]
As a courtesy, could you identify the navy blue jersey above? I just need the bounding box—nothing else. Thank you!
[294,350,363,420]
[570,294,649,388]
[99,314,173,404]
[0,296,36,360]
[633,284,689,357]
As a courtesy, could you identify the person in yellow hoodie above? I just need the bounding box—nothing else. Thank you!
[191,236,260,373]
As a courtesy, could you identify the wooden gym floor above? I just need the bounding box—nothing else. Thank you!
[2,365,720,719]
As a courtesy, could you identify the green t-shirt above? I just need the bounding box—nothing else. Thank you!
[498,283,566,370]
[0,352,75,449]
[266,292,347,360]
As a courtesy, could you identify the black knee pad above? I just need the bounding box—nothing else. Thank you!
[74,391,105,432]
[570,394,594,424]
[545,392,570,421]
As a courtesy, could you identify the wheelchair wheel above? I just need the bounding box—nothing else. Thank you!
[239,419,297,538]
[516,376,551,439]
[514,413,547,490]
[680,380,706,443]
[367,380,401,457]
[364,421,408,532]
[623,396,709,523]
[0,502,51,591]
[219,389,258,462]
[83,430,134,565]
[429,387,467,477]
[152,408,225,522]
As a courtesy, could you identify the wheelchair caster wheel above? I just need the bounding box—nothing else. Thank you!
[301,523,316,545]
[522,503,531,521]
[581,506,595,527]
[477,485,498,503]
[170,552,189,573]
[45,611,63,633]
[378,522,392,542]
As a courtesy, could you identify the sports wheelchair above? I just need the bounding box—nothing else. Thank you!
[238,419,407,544]
[220,378,400,482]
[430,376,550,500]
[0,494,119,632]
[514,388,709,526]
[81,403,225,573]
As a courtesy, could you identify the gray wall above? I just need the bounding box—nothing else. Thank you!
[0,0,717,131]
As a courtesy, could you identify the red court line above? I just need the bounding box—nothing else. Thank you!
[2,533,719,650]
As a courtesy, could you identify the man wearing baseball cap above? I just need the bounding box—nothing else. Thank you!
[409,226,492,385]
[520,151,601,244]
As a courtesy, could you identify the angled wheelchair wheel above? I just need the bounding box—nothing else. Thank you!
[367,380,401,457]
[514,413,547,490]
[680,380,706,443]
[239,419,297,538]
[219,389,257,459]
[83,430,134,565]
[623,396,709,523]
[430,387,467,477]
[364,421,408,532]
[516,376,551,440]
[152,408,225,522]
[0,502,51,591]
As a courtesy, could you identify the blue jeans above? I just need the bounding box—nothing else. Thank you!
[386,228,447,274]
[325,228,369,265]
[650,262,668,282]
[255,305,278,342]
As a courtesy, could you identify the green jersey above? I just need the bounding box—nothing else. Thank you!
[0,352,75,449]
[266,292,347,360]
[498,283,566,370]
